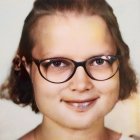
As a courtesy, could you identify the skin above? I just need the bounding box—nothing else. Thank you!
[21,13,120,140]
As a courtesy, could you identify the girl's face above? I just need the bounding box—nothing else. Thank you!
[28,14,120,129]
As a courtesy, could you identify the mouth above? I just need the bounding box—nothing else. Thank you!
[62,97,99,112]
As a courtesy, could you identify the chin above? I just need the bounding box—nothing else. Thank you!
[66,122,94,130]
[62,115,98,130]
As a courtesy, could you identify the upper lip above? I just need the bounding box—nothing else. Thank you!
[62,97,99,103]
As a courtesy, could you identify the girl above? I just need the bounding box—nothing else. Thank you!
[1,0,138,139]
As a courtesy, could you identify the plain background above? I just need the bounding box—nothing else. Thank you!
[0,0,140,139]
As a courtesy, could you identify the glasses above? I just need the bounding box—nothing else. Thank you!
[32,55,119,84]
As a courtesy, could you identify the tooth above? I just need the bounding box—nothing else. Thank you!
[71,102,90,109]
[80,102,89,109]
[83,102,89,107]
[72,103,79,107]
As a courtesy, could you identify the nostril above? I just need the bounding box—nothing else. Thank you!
[69,79,93,92]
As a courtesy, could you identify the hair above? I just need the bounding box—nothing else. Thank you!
[0,0,138,113]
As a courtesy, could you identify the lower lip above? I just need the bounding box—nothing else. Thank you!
[63,98,99,112]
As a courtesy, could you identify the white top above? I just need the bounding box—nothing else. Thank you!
[120,135,134,140]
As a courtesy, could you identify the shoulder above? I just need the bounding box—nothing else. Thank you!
[119,135,135,140]
[130,135,140,140]
[18,130,35,140]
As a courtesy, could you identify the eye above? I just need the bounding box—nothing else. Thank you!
[50,60,67,67]
[41,58,72,70]
[88,55,118,68]
[89,57,107,66]
[94,58,105,65]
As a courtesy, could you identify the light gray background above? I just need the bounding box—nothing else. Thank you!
[0,0,140,139]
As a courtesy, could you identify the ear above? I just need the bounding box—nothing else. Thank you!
[22,56,31,75]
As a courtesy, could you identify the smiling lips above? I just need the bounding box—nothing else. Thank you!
[63,97,99,112]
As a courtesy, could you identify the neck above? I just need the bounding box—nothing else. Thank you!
[35,117,111,140]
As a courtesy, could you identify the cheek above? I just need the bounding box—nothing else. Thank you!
[30,66,52,108]
[30,65,66,110]
[93,72,120,116]
[32,78,56,113]
[95,72,120,101]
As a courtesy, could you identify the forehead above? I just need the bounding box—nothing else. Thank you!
[32,13,116,58]
[33,13,110,39]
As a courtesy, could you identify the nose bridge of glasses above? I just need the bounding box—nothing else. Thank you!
[72,60,89,78]
[74,60,86,69]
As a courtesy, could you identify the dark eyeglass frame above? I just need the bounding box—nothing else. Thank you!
[32,55,120,84]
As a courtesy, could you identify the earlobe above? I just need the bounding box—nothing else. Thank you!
[22,56,31,75]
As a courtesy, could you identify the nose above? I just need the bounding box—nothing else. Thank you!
[69,67,93,92]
